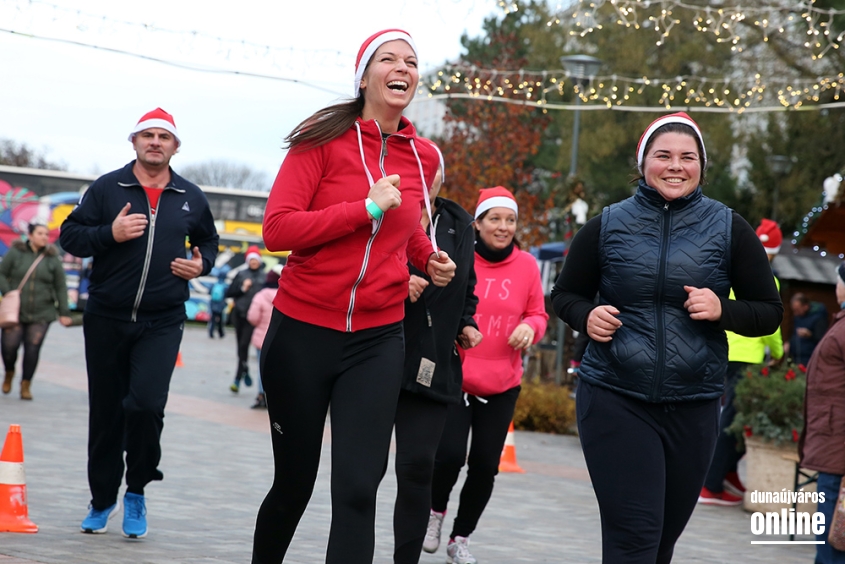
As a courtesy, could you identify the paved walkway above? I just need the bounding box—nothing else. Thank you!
[0,324,816,563]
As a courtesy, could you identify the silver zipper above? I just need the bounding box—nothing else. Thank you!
[131,197,156,322]
[346,123,389,332]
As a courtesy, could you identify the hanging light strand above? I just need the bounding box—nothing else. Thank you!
[517,0,845,58]
[420,64,845,112]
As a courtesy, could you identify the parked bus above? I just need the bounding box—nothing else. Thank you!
[0,165,282,320]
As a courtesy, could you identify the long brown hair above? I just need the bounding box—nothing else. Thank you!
[285,97,365,153]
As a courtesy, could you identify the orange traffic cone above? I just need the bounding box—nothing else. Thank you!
[0,424,38,533]
[175,351,184,368]
[498,421,525,473]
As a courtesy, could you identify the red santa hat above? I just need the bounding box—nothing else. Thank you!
[636,112,706,174]
[245,245,261,263]
[354,29,417,98]
[128,108,181,147]
[755,218,782,255]
[475,186,518,220]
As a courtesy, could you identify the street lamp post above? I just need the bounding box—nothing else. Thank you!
[555,54,602,385]
[766,155,793,222]
[561,55,602,178]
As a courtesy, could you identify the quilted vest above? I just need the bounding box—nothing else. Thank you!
[580,182,732,402]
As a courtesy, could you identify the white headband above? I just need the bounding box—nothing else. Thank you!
[353,31,417,98]
[475,196,518,220]
[636,115,705,174]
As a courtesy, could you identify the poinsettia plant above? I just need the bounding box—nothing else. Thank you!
[728,362,806,447]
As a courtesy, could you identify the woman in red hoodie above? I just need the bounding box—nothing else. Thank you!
[251,29,456,564]
[424,187,548,564]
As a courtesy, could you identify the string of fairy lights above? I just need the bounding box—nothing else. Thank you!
[4,0,844,112]
[418,65,845,112]
[0,0,352,76]
[501,0,845,57]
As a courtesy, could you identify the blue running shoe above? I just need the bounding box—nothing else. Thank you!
[122,492,147,539]
[243,372,253,387]
[80,500,119,534]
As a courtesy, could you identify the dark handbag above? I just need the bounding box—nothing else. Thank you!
[0,254,45,329]
[828,475,845,550]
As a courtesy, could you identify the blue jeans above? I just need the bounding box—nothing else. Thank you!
[817,472,845,563]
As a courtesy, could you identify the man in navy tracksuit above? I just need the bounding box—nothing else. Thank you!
[60,108,218,539]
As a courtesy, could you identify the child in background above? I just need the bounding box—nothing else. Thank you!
[208,269,228,339]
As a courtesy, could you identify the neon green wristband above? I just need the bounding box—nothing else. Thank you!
[366,198,384,220]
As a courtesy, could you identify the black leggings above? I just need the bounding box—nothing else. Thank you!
[1,321,50,382]
[252,310,404,564]
[576,379,720,564]
[393,389,449,564]
[430,386,520,539]
[703,361,744,493]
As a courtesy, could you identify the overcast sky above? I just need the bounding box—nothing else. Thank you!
[0,0,497,181]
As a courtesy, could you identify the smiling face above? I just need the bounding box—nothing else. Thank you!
[359,40,419,120]
[643,131,702,201]
[476,207,517,250]
[132,128,178,169]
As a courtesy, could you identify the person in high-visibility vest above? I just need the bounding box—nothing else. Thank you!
[699,218,784,506]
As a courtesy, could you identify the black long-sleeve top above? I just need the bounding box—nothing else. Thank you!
[551,212,783,337]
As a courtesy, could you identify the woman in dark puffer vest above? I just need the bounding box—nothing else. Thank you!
[0,223,72,399]
[552,113,783,563]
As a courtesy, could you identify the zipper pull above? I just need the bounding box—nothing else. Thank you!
[382,136,389,157]
[426,308,432,327]
[663,203,669,211]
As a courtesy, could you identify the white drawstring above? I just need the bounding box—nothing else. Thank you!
[354,122,379,234]
[355,123,439,256]
[409,138,439,256]
[463,392,488,406]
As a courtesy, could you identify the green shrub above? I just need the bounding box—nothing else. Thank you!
[513,381,577,435]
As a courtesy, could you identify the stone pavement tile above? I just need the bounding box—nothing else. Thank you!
[0,324,819,563]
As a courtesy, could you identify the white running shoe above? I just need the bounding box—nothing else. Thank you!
[446,535,477,564]
[422,510,444,553]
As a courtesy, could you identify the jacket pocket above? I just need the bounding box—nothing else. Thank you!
[807,405,834,437]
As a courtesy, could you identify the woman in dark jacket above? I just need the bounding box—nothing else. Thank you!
[551,112,783,563]
[0,223,72,399]
[392,151,482,564]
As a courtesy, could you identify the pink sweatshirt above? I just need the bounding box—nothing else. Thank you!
[247,287,276,350]
[461,249,548,397]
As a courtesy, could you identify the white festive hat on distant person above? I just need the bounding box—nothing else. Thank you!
[475,186,518,220]
[636,111,705,174]
[354,29,417,98]
[128,108,181,147]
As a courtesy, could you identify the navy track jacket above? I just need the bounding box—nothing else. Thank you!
[60,161,219,322]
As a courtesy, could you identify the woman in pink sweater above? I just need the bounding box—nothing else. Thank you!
[246,268,280,409]
[424,187,548,564]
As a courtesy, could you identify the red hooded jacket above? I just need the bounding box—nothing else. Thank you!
[263,116,439,332]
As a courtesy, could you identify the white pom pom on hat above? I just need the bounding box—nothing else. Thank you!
[636,112,706,174]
